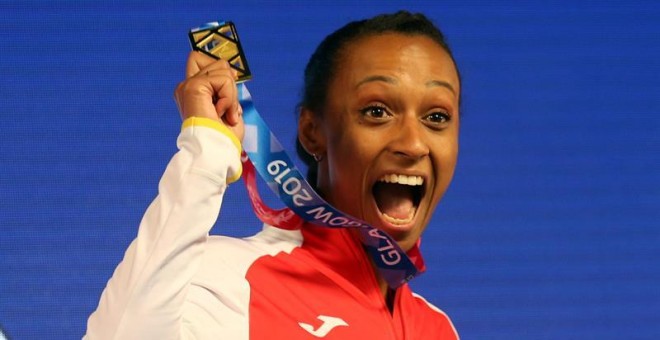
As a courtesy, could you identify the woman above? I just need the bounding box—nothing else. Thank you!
[86,11,460,339]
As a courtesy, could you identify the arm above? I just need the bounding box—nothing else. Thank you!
[86,52,244,339]
[85,118,242,339]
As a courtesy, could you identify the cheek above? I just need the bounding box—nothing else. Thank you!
[432,137,459,184]
[328,137,371,182]
[328,123,376,165]
[325,128,379,196]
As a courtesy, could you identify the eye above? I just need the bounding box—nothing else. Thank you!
[423,111,451,127]
[359,104,391,120]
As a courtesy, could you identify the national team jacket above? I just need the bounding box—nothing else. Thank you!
[85,117,459,339]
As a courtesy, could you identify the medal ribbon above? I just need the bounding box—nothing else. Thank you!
[238,84,424,288]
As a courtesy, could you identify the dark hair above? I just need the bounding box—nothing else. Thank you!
[296,10,460,185]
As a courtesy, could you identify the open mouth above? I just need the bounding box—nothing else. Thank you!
[372,174,425,226]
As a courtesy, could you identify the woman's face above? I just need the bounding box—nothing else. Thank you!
[308,33,460,251]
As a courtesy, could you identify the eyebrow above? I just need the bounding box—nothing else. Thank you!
[355,75,397,88]
[355,75,457,96]
[426,80,457,96]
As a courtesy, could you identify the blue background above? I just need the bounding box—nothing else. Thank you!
[1,1,659,338]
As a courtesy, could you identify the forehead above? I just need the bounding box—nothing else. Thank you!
[336,33,459,90]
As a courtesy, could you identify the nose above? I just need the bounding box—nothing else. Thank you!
[388,115,429,160]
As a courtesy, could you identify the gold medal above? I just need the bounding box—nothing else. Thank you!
[189,21,251,82]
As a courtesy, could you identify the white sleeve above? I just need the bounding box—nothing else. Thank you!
[84,118,242,340]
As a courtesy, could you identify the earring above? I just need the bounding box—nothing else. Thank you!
[312,153,324,162]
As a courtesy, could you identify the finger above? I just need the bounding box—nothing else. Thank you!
[225,102,242,126]
[185,51,222,78]
[192,58,233,80]
[222,101,239,126]
[213,97,238,124]
[221,113,244,142]
[207,73,238,119]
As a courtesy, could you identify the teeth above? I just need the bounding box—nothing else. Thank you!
[382,209,416,225]
[379,174,423,186]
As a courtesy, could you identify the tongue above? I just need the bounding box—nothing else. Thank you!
[373,182,414,219]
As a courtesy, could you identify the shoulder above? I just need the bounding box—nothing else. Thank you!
[197,225,303,279]
[410,292,455,323]
[401,287,460,339]
[184,226,304,317]
[209,225,303,257]
[181,227,304,338]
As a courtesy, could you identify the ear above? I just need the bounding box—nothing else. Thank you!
[298,108,326,157]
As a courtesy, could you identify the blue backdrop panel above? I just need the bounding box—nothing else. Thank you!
[1,1,659,339]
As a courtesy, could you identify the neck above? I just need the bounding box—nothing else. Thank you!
[369,244,396,313]
[378,275,397,313]
[378,276,388,297]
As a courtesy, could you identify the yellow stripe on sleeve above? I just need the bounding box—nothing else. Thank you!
[182,117,243,183]
[181,117,242,154]
[226,167,242,184]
